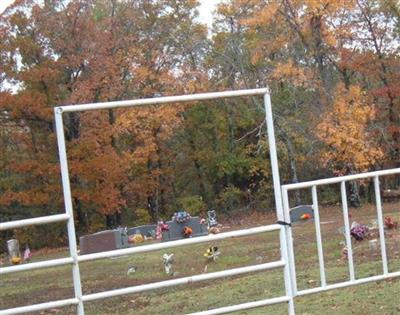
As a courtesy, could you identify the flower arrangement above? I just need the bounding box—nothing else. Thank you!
[132,234,144,243]
[384,217,398,229]
[182,226,193,238]
[173,210,191,223]
[156,221,170,240]
[11,256,21,265]
[350,222,369,241]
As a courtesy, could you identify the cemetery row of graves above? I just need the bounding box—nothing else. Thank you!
[1,200,399,314]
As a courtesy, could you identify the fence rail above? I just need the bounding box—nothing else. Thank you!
[78,224,281,262]
[0,213,70,231]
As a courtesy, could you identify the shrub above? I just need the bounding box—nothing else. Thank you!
[216,186,247,214]
[134,208,152,225]
[178,195,206,216]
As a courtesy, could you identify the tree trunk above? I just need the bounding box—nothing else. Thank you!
[147,195,159,223]
[279,128,301,205]
[348,180,361,208]
[105,214,114,229]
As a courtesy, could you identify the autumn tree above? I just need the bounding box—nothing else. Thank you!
[0,0,207,248]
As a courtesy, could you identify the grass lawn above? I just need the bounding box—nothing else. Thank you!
[1,202,399,314]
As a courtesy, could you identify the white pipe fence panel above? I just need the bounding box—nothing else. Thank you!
[1,88,399,315]
[1,89,294,315]
[282,169,400,297]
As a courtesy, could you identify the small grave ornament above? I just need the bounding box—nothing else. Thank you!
[369,239,378,251]
[207,210,218,228]
[341,246,348,259]
[204,246,220,261]
[208,226,220,234]
[127,265,137,275]
[163,253,174,275]
[23,245,31,261]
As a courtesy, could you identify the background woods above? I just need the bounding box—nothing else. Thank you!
[0,0,399,251]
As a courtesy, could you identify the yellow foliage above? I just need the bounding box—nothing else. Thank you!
[272,60,308,86]
[317,84,383,172]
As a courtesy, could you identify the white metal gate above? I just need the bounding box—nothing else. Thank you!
[0,88,399,315]
[281,169,400,298]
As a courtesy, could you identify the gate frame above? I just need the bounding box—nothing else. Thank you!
[0,88,296,315]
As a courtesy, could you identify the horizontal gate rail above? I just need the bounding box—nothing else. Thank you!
[297,271,400,296]
[188,296,291,315]
[0,257,74,275]
[78,224,281,262]
[0,213,70,231]
[282,168,400,190]
[82,260,286,302]
[1,298,79,315]
[281,168,400,296]
[57,88,269,113]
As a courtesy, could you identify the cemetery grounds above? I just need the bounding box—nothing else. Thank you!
[1,202,399,315]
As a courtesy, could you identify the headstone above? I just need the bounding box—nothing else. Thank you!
[290,205,314,223]
[7,239,21,265]
[79,229,129,255]
[162,216,208,242]
[382,188,400,202]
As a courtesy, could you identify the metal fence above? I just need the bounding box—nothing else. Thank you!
[0,88,399,315]
[281,168,400,298]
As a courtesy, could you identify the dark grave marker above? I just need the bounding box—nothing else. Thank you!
[162,217,208,241]
[290,205,314,223]
[79,229,129,255]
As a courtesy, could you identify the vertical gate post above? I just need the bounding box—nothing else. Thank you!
[54,108,85,315]
[263,92,296,314]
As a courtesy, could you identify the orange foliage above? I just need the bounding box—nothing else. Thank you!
[317,84,383,172]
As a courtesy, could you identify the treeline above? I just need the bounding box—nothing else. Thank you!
[0,0,399,250]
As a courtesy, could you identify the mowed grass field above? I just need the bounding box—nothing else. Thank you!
[1,202,399,315]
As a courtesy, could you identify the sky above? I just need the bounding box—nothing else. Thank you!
[0,0,15,14]
[0,0,220,26]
